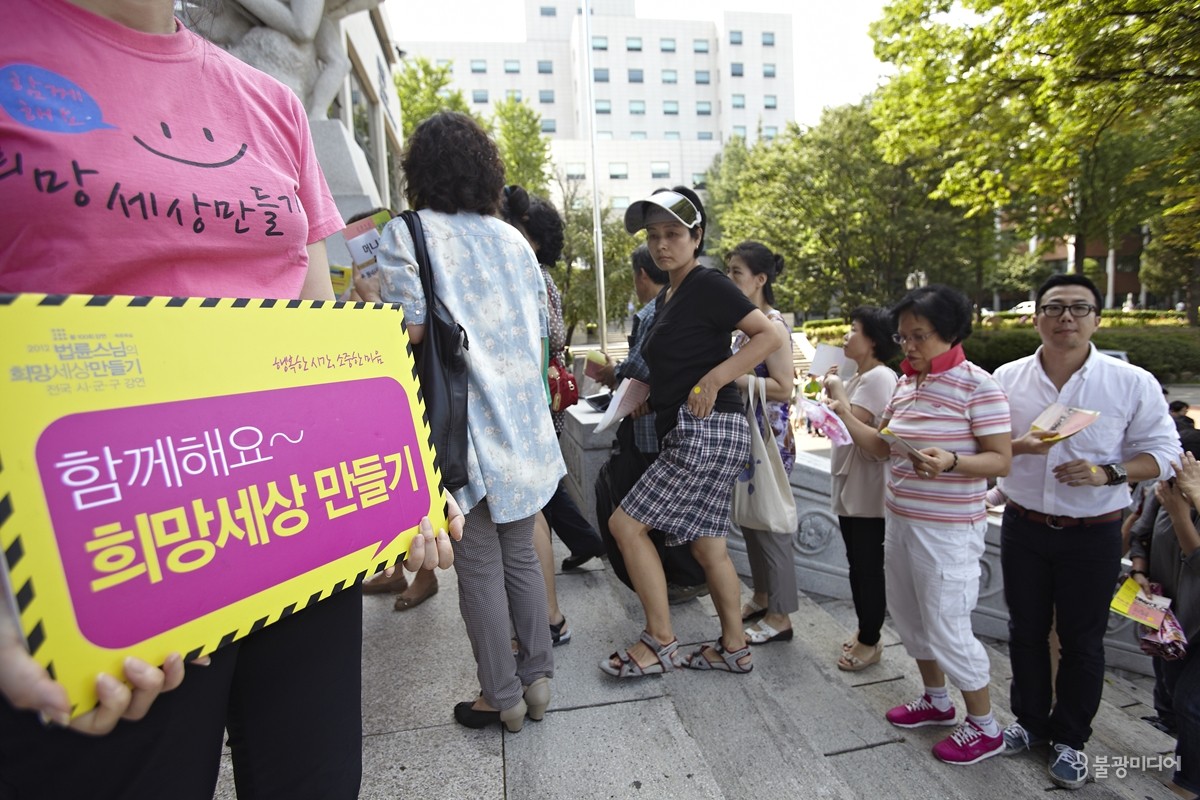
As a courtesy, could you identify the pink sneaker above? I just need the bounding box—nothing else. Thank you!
[932,720,1004,765]
[885,694,956,728]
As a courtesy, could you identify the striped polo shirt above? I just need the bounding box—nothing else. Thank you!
[882,345,1011,526]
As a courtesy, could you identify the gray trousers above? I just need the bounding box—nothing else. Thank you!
[743,526,799,616]
[453,500,553,712]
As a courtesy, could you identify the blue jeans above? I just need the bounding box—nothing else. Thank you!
[1156,651,1200,793]
[1000,507,1122,749]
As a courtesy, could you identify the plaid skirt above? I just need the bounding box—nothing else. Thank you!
[621,406,750,546]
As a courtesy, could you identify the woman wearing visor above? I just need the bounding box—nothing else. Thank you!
[601,187,782,678]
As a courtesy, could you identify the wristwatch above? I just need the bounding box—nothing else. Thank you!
[1101,463,1128,486]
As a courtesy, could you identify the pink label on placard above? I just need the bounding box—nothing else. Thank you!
[36,377,429,649]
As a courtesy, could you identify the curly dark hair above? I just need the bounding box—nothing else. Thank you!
[727,240,784,306]
[402,112,505,215]
[848,306,899,362]
[891,284,973,345]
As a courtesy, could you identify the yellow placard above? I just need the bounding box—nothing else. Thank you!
[0,293,444,715]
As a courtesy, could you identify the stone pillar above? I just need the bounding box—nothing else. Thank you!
[559,404,616,532]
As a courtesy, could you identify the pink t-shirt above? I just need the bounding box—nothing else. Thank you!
[0,0,343,298]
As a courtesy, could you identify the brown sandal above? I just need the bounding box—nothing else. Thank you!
[837,643,882,672]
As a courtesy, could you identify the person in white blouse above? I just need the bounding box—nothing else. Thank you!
[991,274,1180,790]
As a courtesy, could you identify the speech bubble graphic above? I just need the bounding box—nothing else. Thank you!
[36,377,430,648]
[0,63,114,134]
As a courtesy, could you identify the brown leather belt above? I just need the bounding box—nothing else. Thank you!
[1006,500,1122,530]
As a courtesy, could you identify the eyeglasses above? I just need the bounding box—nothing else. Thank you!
[892,331,935,346]
[1038,303,1097,318]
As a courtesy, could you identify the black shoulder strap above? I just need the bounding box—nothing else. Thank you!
[400,209,433,303]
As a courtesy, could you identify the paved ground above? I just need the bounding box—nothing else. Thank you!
[214,542,1179,800]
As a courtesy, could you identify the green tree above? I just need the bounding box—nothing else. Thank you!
[702,133,750,254]
[713,103,994,316]
[870,0,1196,299]
[492,98,552,197]
[554,177,635,342]
[393,57,479,140]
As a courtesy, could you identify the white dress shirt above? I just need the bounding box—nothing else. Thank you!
[995,344,1180,517]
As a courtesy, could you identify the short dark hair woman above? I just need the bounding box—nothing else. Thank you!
[376,112,566,732]
[821,307,898,672]
[603,188,783,677]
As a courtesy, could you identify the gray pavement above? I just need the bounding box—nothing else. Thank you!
[214,540,1177,799]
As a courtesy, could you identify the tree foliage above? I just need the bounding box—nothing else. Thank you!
[870,0,1199,316]
[554,177,635,341]
[492,98,552,198]
[707,102,997,316]
[392,57,480,141]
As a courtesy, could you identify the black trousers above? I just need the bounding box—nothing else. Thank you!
[838,515,886,647]
[542,479,605,559]
[0,585,363,800]
[1000,507,1122,749]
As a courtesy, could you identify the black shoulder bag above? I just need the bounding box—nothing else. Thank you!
[401,210,470,492]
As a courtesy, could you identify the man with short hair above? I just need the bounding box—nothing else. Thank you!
[993,274,1179,789]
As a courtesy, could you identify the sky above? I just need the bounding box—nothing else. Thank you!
[384,0,893,127]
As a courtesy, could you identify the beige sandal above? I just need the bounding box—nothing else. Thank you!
[837,642,882,672]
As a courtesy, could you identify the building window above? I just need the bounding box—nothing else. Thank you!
[594,67,609,82]
[592,35,608,50]
[764,63,776,78]
[695,70,710,84]
[762,31,775,46]
[765,95,777,109]
[664,130,681,140]
[597,131,613,140]
[626,36,642,51]
[651,161,670,179]
[663,100,679,115]
[732,93,745,109]
[470,59,486,74]
[630,131,647,140]
[566,162,586,179]
[662,69,677,84]
[612,197,630,209]
[504,59,520,74]
[541,119,557,133]
[538,60,553,74]
[692,172,706,184]
[539,5,556,15]
[660,37,676,52]
[763,126,778,140]
[506,89,522,101]
[697,101,712,116]
[436,58,452,68]
[698,131,714,140]
[472,89,488,103]
[733,125,747,138]
[730,30,743,45]
[595,99,611,114]
[609,162,628,179]
[629,99,646,115]
[731,62,744,77]
[628,68,644,83]
[539,89,555,103]
[693,38,709,53]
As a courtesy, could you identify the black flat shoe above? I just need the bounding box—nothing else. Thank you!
[561,553,595,571]
[454,701,499,729]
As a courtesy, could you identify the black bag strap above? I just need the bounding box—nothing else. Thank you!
[400,209,434,310]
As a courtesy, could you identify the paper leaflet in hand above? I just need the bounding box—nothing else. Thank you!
[1110,576,1171,630]
[799,399,852,446]
[878,427,935,464]
[808,344,856,381]
[594,378,649,434]
[1030,402,1100,443]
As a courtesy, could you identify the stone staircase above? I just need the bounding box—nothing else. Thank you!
[213,541,1181,799]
